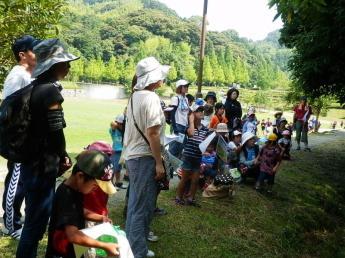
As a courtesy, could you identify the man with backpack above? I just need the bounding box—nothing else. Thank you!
[1,35,41,240]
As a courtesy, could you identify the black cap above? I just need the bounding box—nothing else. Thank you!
[12,35,41,55]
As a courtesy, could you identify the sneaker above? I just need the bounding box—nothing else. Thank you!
[115,182,128,189]
[304,147,311,152]
[147,250,155,257]
[2,228,22,240]
[147,231,159,242]
[186,199,201,208]
[154,207,167,216]
[174,198,185,206]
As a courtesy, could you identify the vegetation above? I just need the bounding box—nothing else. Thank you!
[270,0,345,104]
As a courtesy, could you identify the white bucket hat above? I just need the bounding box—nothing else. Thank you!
[32,39,79,78]
[241,132,256,145]
[175,79,190,89]
[134,57,170,90]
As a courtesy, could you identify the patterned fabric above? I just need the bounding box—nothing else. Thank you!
[259,146,281,175]
[183,125,209,159]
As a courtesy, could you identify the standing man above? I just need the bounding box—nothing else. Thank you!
[16,39,78,258]
[293,96,312,151]
[1,35,40,240]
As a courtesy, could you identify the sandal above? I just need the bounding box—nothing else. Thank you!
[174,198,185,206]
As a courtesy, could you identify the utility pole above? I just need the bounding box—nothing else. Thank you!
[196,0,208,98]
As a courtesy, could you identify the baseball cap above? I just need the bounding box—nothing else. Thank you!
[190,98,205,112]
[175,79,190,88]
[76,150,117,195]
[267,133,278,142]
[12,35,41,54]
[115,114,125,123]
[233,130,242,136]
[85,141,113,156]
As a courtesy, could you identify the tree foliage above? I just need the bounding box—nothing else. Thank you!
[270,0,345,103]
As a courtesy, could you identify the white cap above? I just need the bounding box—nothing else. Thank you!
[175,79,190,88]
[135,57,170,90]
[241,132,256,145]
[233,130,242,136]
[115,114,125,123]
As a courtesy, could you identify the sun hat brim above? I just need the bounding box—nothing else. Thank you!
[241,132,256,145]
[96,179,117,195]
[134,65,170,90]
[32,52,79,78]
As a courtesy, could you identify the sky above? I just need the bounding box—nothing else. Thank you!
[158,0,283,41]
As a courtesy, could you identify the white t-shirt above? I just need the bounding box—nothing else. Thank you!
[124,90,166,160]
[2,65,32,99]
[171,95,190,127]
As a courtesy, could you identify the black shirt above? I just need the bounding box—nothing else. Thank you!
[224,99,242,129]
[46,183,85,258]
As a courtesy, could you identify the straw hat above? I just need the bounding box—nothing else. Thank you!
[216,123,228,133]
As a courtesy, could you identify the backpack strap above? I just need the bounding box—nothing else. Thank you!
[130,94,150,146]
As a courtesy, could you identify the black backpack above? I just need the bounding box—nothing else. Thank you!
[165,96,179,125]
[0,82,37,162]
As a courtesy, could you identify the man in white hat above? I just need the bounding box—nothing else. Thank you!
[16,39,79,258]
[1,35,41,240]
[168,79,190,158]
[123,56,169,258]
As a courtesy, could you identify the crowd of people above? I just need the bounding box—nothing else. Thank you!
[0,35,315,258]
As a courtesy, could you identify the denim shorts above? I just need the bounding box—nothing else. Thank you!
[181,156,201,172]
[110,151,122,173]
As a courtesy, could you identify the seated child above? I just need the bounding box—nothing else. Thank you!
[255,133,282,193]
[228,130,242,168]
[209,103,228,130]
[278,130,292,160]
[46,150,119,258]
[200,144,218,186]
[239,132,260,183]
[242,110,257,135]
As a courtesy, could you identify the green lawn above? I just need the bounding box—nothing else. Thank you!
[1,98,345,258]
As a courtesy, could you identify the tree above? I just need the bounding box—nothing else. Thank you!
[0,0,66,82]
[270,0,345,103]
[183,62,197,83]
[203,57,213,85]
[167,62,177,82]
[105,56,120,82]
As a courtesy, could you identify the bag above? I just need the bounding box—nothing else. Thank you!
[0,82,37,162]
[213,174,233,186]
[165,96,179,125]
[130,96,171,190]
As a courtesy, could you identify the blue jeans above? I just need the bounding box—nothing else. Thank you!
[16,163,56,258]
[125,156,157,258]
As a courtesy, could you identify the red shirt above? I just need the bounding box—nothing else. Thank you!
[293,104,312,121]
[84,186,108,216]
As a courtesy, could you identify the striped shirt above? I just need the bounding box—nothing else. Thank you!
[183,125,209,159]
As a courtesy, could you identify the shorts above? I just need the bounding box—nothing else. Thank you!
[110,151,122,173]
[181,156,201,173]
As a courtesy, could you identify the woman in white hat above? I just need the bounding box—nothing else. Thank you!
[123,56,169,258]
[16,39,79,258]
[168,79,190,158]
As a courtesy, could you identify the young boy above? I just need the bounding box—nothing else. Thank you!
[46,150,119,258]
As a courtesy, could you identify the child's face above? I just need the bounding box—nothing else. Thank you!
[234,135,241,144]
[206,145,215,153]
[194,110,204,120]
[217,107,225,116]
[246,137,256,147]
[77,173,97,194]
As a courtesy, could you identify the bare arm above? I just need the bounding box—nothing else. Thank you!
[84,209,112,223]
[65,225,119,256]
[187,113,195,137]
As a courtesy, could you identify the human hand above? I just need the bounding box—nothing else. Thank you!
[155,162,165,181]
[103,243,120,256]
[102,216,113,224]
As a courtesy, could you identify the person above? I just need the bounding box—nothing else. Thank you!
[228,130,242,168]
[16,39,79,258]
[209,102,228,130]
[186,93,195,106]
[45,150,119,258]
[169,79,190,158]
[272,111,283,128]
[123,57,169,258]
[340,121,344,128]
[224,87,242,132]
[332,121,337,129]
[260,119,266,135]
[109,114,127,189]
[201,104,214,127]
[265,118,273,135]
[255,133,282,193]
[204,91,217,106]
[1,35,41,240]
[200,143,217,186]
[293,96,312,151]
[242,110,257,135]
[239,132,260,183]
[273,117,288,140]
[175,98,208,207]
[278,130,292,160]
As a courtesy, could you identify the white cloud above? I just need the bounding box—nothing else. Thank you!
[158,0,282,40]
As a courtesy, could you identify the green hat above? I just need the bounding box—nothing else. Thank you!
[76,150,116,194]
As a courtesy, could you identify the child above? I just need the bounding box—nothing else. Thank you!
[176,98,209,206]
[46,150,119,258]
[83,141,115,258]
[239,132,260,183]
[242,110,257,135]
[255,133,282,193]
[209,103,228,130]
[201,104,214,127]
[109,114,127,189]
[228,130,242,168]
[278,130,292,160]
[200,144,217,187]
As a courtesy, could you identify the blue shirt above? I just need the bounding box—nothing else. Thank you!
[246,147,256,161]
[109,128,123,152]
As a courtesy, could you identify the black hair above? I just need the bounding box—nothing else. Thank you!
[215,102,225,111]
[203,104,214,116]
[72,164,95,182]
[186,94,195,103]
[226,88,239,99]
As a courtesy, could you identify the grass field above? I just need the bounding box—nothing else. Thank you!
[1,97,345,258]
